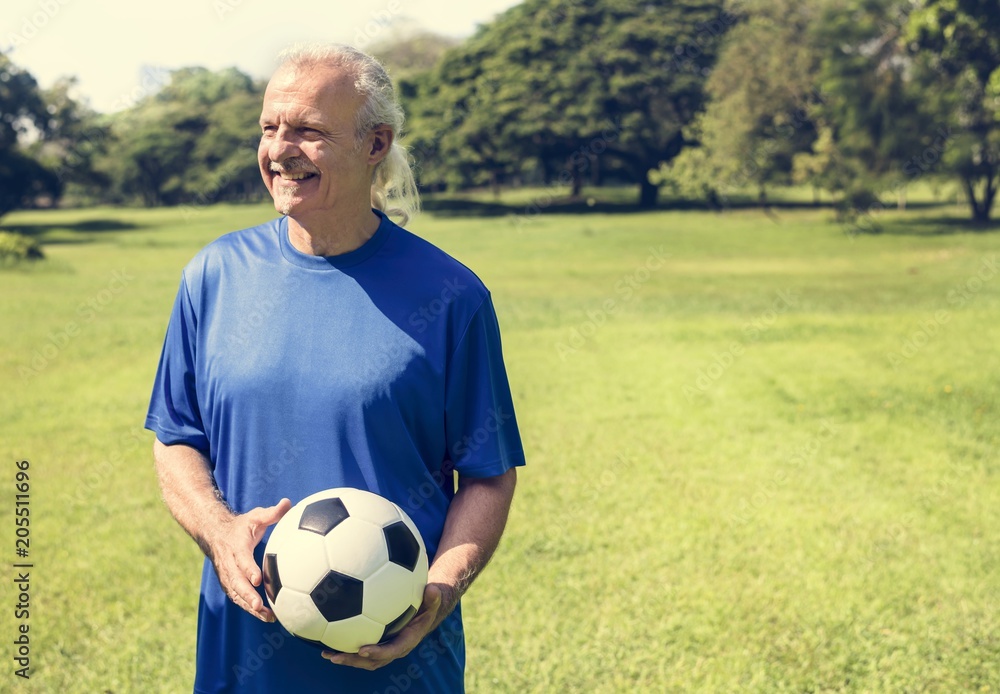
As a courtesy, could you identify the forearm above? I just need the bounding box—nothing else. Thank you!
[153,438,233,558]
[427,467,517,625]
[154,438,290,621]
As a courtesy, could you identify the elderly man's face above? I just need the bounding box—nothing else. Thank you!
[258,63,374,218]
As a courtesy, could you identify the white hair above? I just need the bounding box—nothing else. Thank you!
[276,43,420,226]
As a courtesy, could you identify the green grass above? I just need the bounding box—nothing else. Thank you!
[1,201,998,692]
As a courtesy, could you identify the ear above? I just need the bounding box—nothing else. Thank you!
[367,125,394,166]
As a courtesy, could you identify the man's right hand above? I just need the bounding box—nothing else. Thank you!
[204,498,292,622]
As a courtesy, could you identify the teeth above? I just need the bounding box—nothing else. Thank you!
[277,172,315,180]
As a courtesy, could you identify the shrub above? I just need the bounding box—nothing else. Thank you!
[0,231,45,265]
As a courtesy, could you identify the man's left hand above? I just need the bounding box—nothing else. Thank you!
[322,583,451,671]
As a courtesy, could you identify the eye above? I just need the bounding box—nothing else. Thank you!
[261,125,277,135]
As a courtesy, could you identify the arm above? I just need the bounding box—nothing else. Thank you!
[153,438,290,622]
[326,467,518,670]
[425,467,519,622]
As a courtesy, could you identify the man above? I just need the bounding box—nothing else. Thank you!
[146,43,525,693]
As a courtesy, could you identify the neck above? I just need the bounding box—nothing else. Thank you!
[287,205,381,257]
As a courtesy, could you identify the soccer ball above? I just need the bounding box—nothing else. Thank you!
[262,487,429,653]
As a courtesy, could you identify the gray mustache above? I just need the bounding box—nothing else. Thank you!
[269,158,319,175]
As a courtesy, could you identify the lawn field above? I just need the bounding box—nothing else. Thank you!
[1,201,998,692]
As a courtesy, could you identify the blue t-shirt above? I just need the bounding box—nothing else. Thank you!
[145,210,526,693]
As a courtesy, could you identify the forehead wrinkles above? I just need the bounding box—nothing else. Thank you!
[261,99,324,125]
[263,63,363,123]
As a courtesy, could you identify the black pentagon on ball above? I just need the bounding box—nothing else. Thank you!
[380,604,417,643]
[383,521,420,571]
[263,553,281,603]
[310,570,364,622]
[298,498,350,536]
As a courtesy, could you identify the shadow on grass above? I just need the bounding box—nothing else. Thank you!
[0,219,141,245]
[422,197,830,218]
[422,196,961,218]
[875,216,1000,236]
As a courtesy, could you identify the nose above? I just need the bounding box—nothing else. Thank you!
[265,124,301,165]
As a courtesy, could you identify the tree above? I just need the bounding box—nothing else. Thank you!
[575,1,731,206]
[27,77,111,203]
[116,108,195,206]
[801,0,998,223]
[811,0,939,210]
[405,0,729,206]
[105,66,263,207]
[649,117,725,207]
[675,0,825,206]
[371,30,460,81]
[0,52,59,218]
[906,0,1000,223]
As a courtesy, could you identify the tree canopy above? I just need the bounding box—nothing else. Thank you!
[0,52,59,217]
[1,0,999,223]
[401,0,730,206]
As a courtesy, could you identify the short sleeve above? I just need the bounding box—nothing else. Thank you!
[445,293,526,478]
[144,272,211,454]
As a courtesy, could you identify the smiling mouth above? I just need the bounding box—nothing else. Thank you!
[274,171,318,182]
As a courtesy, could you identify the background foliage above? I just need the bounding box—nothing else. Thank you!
[1,0,998,221]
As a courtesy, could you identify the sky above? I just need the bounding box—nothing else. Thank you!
[1,0,522,113]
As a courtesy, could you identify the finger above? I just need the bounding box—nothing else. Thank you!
[406,584,442,628]
[418,584,443,616]
[229,587,273,622]
[250,498,293,532]
[354,589,442,663]
[226,554,266,612]
[365,618,423,661]
[232,545,264,589]
[246,499,293,547]
[323,651,382,671]
[222,565,274,621]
